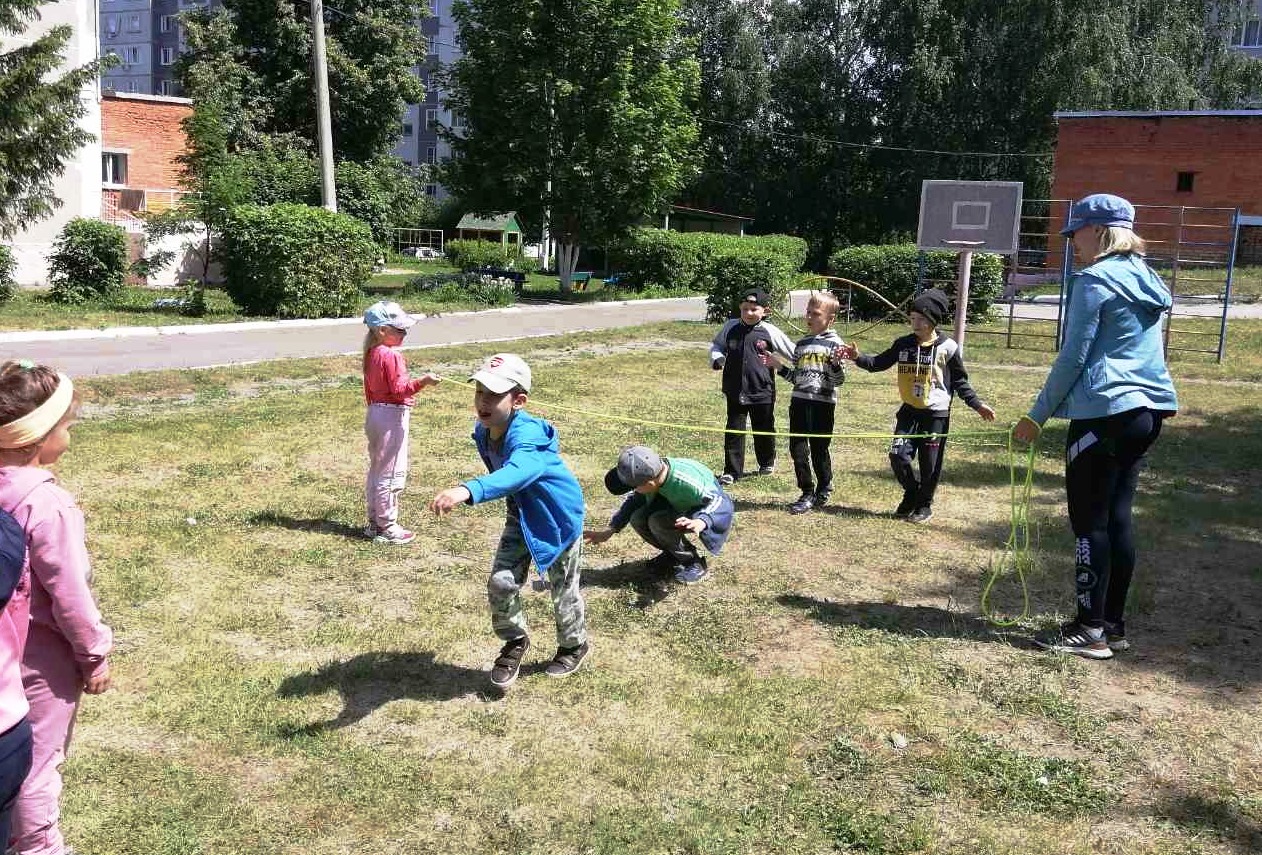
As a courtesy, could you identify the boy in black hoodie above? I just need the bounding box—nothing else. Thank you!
[839,289,996,522]
[708,288,796,484]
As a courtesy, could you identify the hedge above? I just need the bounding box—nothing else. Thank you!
[614,228,808,321]
[0,245,15,304]
[48,218,129,304]
[828,243,1002,322]
[444,239,538,273]
[220,203,377,318]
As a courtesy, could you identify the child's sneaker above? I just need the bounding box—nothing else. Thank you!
[812,488,831,509]
[373,525,416,545]
[756,463,776,476]
[361,524,378,539]
[718,473,736,486]
[894,496,916,517]
[545,641,590,677]
[1033,621,1113,660]
[1103,620,1130,651]
[490,636,530,688]
[674,562,709,585]
[906,507,933,524]
[789,491,815,514]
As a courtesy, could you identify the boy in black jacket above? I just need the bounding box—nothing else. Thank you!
[839,289,996,522]
[708,288,796,485]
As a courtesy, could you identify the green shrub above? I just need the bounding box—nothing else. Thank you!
[335,158,435,246]
[220,203,376,318]
[403,270,516,308]
[445,239,511,271]
[828,243,1002,322]
[615,228,705,292]
[705,248,799,323]
[48,218,129,304]
[0,244,16,303]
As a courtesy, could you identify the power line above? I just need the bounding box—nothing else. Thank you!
[702,117,1054,159]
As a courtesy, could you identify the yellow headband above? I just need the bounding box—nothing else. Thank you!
[0,373,75,450]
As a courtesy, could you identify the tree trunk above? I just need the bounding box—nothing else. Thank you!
[557,242,580,294]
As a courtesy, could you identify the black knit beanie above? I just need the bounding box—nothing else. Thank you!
[911,289,950,327]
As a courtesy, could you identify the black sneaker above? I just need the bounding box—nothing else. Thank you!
[789,492,815,514]
[894,496,916,517]
[813,488,831,509]
[906,507,934,524]
[718,473,737,486]
[490,636,530,688]
[545,641,590,677]
[756,463,776,476]
[1103,620,1130,651]
[1033,621,1113,660]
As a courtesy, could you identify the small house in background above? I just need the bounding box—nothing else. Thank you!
[659,204,751,236]
[455,211,525,249]
[101,92,192,235]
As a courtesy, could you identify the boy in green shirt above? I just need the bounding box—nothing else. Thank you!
[584,446,735,585]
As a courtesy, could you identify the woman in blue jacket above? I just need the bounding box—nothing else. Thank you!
[1014,194,1178,660]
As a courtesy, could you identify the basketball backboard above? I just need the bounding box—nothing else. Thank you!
[917,180,1023,255]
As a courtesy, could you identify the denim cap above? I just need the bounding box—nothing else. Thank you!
[1061,194,1135,237]
[363,300,416,329]
[604,445,664,495]
[469,353,531,394]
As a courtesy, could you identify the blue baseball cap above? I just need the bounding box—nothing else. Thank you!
[1061,193,1135,236]
[363,300,416,329]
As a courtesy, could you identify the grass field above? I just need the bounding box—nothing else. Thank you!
[42,319,1262,854]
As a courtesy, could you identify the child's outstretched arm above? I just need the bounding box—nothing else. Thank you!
[583,527,615,544]
[430,485,472,516]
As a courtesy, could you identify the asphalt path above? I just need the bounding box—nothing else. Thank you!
[0,296,709,377]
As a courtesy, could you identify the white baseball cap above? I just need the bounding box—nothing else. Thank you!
[363,300,416,329]
[469,353,532,393]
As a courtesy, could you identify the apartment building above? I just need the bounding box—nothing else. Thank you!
[100,0,220,96]
[392,0,460,198]
[1228,0,1262,57]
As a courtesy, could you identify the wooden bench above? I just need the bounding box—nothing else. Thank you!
[562,271,594,291]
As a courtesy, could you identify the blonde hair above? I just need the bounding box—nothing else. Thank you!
[362,327,392,371]
[807,290,840,319]
[1096,226,1147,259]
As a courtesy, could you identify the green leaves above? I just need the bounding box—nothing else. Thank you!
[47,218,130,305]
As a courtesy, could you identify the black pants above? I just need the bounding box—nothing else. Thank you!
[889,406,949,510]
[0,716,32,849]
[789,398,834,494]
[1065,407,1164,629]
[724,396,776,477]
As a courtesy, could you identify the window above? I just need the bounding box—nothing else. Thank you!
[401,121,414,137]
[424,108,438,129]
[159,15,175,33]
[160,79,179,96]
[426,146,437,164]
[1176,171,1195,193]
[425,36,435,54]
[126,13,142,32]
[102,152,128,186]
[452,112,467,129]
[125,79,139,93]
[1247,18,1262,46]
[160,47,176,66]
[105,16,119,37]
[122,46,140,65]
[424,184,438,197]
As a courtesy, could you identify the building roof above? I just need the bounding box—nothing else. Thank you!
[668,204,753,222]
[103,92,194,107]
[1055,110,1262,119]
[456,211,522,232]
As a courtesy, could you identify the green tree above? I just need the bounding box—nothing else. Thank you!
[443,0,701,291]
[0,0,106,238]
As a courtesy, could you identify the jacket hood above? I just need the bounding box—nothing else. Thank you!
[0,466,55,509]
[1083,255,1173,316]
[475,411,559,454]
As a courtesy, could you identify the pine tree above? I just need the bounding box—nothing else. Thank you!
[0,0,104,238]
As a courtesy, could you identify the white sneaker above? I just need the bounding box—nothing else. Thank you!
[373,525,416,545]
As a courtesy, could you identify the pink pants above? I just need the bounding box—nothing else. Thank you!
[11,624,80,855]
[365,404,412,530]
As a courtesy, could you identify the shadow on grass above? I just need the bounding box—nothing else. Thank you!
[778,594,1028,647]
[246,510,364,540]
[1145,785,1262,853]
[731,497,893,520]
[277,651,491,734]
[583,559,676,610]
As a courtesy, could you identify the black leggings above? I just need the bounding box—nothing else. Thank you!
[724,397,776,477]
[1065,407,1165,628]
[889,406,949,510]
[788,398,834,494]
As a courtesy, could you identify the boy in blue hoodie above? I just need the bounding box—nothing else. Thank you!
[431,354,588,688]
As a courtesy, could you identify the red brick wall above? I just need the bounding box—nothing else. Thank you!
[101,94,192,191]
[1049,114,1262,258]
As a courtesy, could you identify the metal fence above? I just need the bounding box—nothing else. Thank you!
[391,227,444,256]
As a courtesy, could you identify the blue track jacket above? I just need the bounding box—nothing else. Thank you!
[1028,253,1179,425]
[464,412,585,572]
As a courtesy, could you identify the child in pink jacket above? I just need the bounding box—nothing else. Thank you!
[0,361,112,855]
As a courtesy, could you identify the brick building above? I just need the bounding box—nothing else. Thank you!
[100,92,192,231]
[1050,110,1262,264]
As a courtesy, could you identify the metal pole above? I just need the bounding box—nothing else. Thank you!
[311,0,337,212]
[953,250,973,352]
[1219,209,1240,363]
[1056,203,1073,351]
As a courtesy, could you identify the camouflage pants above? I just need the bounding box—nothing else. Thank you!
[487,516,586,648]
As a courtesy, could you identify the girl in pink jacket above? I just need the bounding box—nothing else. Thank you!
[0,361,112,855]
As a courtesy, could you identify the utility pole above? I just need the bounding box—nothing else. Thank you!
[311,0,337,211]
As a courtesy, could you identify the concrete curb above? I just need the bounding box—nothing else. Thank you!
[0,295,704,345]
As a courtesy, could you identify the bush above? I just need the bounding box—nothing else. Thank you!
[613,228,808,321]
[48,218,129,304]
[403,271,516,308]
[444,239,518,271]
[220,203,376,318]
[336,158,436,246]
[0,245,16,304]
[828,243,1002,322]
